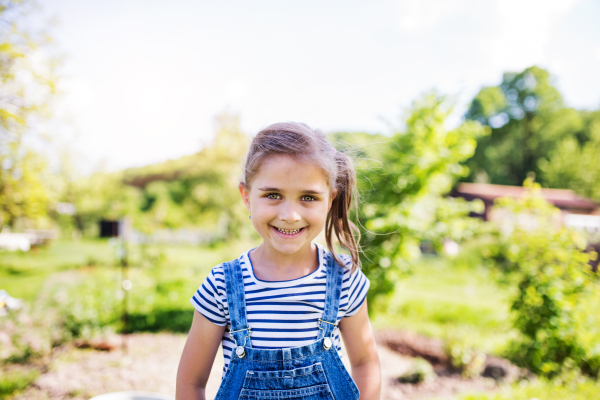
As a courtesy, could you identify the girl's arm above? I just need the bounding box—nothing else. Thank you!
[176,311,227,400]
[339,300,381,400]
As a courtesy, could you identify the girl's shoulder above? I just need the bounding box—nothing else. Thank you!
[321,250,370,316]
[201,253,245,288]
[321,247,365,280]
[207,251,248,276]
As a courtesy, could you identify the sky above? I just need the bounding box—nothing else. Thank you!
[42,0,600,172]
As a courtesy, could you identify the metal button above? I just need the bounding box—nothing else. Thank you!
[323,337,332,350]
[236,346,245,358]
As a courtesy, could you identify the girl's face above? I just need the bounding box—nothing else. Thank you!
[239,154,336,258]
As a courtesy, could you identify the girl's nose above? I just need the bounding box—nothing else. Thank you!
[278,202,301,223]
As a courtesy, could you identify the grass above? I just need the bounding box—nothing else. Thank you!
[0,238,257,304]
[2,239,514,351]
[2,238,597,399]
[0,239,116,302]
[0,369,39,399]
[459,378,600,400]
[372,254,515,355]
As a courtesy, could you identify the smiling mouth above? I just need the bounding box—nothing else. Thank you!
[271,226,306,235]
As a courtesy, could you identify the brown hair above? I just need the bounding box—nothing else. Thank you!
[242,122,361,272]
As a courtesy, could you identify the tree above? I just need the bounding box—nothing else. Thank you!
[0,0,57,227]
[75,113,250,238]
[465,66,583,186]
[180,113,249,238]
[65,172,142,235]
[358,93,487,306]
[539,110,600,201]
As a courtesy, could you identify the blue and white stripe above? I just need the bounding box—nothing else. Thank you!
[190,244,370,376]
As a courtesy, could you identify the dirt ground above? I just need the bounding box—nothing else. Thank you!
[11,332,499,400]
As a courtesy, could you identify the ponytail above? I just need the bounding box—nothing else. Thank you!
[325,150,361,273]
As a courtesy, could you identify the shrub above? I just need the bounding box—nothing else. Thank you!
[48,260,197,334]
[446,337,487,378]
[398,357,435,384]
[484,180,599,377]
[51,270,121,339]
[357,93,488,309]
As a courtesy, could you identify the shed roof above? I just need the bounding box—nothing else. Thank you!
[455,183,598,212]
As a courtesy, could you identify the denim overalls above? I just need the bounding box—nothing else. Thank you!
[214,252,361,400]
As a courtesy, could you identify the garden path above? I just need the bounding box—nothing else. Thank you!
[11,333,496,400]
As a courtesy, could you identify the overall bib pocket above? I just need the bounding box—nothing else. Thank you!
[238,362,334,399]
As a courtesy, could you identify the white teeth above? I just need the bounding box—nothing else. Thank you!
[274,227,302,235]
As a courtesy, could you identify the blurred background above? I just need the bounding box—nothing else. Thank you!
[1,0,599,399]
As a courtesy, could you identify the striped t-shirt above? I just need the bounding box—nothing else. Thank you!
[190,244,370,376]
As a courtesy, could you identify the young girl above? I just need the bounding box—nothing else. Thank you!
[176,122,381,400]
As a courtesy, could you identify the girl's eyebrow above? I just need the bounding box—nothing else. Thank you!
[258,187,324,195]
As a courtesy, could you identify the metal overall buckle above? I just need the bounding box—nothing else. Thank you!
[318,319,338,350]
[229,326,252,358]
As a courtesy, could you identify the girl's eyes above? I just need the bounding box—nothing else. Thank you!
[264,194,316,202]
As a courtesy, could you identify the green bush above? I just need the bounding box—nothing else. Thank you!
[47,252,202,334]
[357,93,488,309]
[484,180,599,377]
[446,336,487,377]
[398,357,435,383]
[52,270,122,339]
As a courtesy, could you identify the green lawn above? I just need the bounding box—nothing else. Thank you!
[3,240,514,352]
[372,254,515,355]
[3,239,598,399]
[0,238,256,304]
[0,239,117,302]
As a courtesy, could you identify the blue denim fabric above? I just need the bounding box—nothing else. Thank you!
[214,252,360,400]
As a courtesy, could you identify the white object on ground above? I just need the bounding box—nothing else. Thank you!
[0,289,23,315]
[88,391,173,400]
[0,232,31,251]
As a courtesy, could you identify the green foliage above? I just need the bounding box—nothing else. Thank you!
[24,240,253,336]
[483,180,599,377]
[445,337,486,377]
[358,93,488,307]
[398,357,435,383]
[460,377,600,400]
[0,239,115,302]
[121,112,248,237]
[0,369,39,399]
[60,172,142,235]
[1,239,251,380]
[59,113,249,239]
[0,301,70,367]
[52,270,121,338]
[373,253,512,355]
[465,66,584,187]
[0,0,57,227]
[539,110,600,200]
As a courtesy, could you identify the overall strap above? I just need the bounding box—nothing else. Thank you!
[317,251,344,340]
[223,258,252,348]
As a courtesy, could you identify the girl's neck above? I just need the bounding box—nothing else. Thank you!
[249,242,319,282]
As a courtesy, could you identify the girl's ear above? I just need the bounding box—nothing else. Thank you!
[328,188,338,212]
[239,183,251,212]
